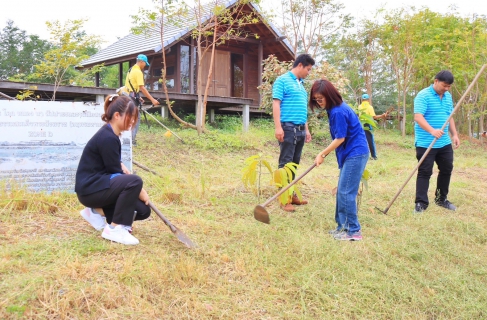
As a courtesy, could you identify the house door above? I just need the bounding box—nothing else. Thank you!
[200,50,231,96]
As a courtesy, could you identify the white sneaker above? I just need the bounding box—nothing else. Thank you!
[102,225,139,245]
[80,208,107,231]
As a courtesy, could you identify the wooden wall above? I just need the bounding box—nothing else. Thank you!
[246,53,260,107]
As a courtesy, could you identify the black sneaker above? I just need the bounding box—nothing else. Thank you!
[435,199,456,211]
[414,202,426,214]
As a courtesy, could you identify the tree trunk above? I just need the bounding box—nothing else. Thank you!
[159,5,196,130]
[401,91,406,137]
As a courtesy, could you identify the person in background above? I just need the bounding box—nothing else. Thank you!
[358,93,387,160]
[76,95,151,245]
[413,70,460,213]
[272,53,315,212]
[121,54,160,145]
[311,80,369,241]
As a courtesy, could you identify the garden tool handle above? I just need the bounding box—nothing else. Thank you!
[148,201,177,233]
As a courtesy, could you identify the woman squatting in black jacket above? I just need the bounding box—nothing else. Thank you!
[75,95,151,245]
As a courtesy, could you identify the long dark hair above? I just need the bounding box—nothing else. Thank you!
[309,79,343,112]
[101,95,138,129]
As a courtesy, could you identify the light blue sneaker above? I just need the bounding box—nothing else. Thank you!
[334,231,362,241]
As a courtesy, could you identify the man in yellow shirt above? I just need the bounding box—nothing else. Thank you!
[358,94,386,160]
[124,54,160,145]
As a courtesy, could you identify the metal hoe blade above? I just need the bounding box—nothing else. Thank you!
[253,205,270,224]
[172,225,197,249]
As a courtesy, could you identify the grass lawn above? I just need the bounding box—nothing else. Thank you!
[2,116,487,319]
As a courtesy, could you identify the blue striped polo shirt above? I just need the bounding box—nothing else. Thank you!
[272,71,308,125]
[414,85,453,148]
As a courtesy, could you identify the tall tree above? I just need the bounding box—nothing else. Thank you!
[277,0,351,58]
[0,20,51,80]
[29,19,104,100]
[379,7,426,136]
[323,16,393,109]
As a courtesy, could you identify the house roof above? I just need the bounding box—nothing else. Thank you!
[81,0,293,67]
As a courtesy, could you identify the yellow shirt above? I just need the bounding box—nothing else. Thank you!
[124,64,144,93]
[358,101,376,117]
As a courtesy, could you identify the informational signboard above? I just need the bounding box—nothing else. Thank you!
[0,101,132,193]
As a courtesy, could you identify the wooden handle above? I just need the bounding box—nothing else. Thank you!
[149,201,176,233]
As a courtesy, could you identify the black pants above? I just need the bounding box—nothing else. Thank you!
[364,127,377,158]
[415,144,454,207]
[77,174,151,226]
[278,123,306,180]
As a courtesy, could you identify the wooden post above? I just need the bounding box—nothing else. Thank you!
[118,62,124,88]
[257,42,263,105]
[242,104,250,132]
[95,72,100,87]
[161,105,169,119]
[209,108,215,123]
[243,48,248,98]
[189,38,195,94]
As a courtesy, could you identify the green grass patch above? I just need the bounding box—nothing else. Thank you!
[2,122,487,318]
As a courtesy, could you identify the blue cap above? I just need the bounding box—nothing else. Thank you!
[362,94,369,99]
[136,54,150,67]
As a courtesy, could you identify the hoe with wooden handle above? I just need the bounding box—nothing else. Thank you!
[254,154,326,224]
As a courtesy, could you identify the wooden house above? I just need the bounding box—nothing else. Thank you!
[80,0,294,129]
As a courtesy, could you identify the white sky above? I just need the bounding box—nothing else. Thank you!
[1,0,486,49]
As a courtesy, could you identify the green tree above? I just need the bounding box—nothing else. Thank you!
[276,0,351,58]
[29,19,104,100]
[378,7,426,136]
[0,20,51,80]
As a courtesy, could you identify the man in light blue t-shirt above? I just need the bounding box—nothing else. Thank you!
[272,53,315,212]
[413,70,460,213]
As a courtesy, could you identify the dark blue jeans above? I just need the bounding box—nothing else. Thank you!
[335,154,369,233]
[364,127,377,158]
[278,123,306,176]
[415,144,454,207]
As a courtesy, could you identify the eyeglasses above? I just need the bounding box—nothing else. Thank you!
[313,98,324,103]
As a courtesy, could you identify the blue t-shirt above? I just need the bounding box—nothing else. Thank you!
[414,85,453,148]
[327,102,369,168]
[272,71,308,125]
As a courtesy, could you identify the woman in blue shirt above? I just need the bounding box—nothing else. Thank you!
[310,80,369,241]
[75,95,151,245]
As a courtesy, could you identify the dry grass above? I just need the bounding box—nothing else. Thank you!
[2,120,487,319]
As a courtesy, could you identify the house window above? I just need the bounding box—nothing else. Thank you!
[193,46,197,94]
[153,68,162,77]
[166,79,175,89]
[232,53,244,97]
[180,45,190,93]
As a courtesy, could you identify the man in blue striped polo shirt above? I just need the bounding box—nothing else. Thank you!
[272,53,315,212]
[413,70,460,213]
